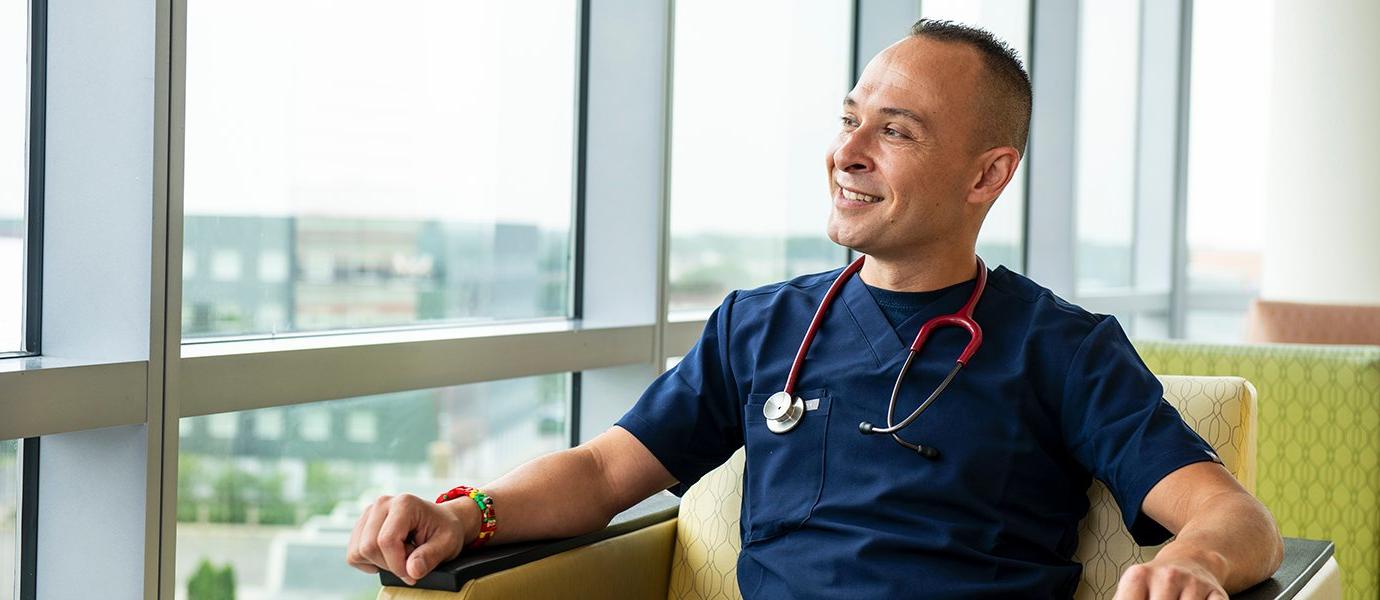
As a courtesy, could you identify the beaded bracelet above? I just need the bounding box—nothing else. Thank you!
[435,485,497,550]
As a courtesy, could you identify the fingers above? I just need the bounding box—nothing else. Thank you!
[378,496,423,584]
[1113,562,1227,600]
[407,530,460,581]
[346,495,392,574]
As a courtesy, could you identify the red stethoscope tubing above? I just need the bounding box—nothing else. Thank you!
[781,255,987,456]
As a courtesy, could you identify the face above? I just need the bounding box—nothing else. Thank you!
[825,37,1012,259]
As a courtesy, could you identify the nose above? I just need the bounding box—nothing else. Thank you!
[832,129,874,174]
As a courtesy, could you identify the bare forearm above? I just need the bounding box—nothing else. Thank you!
[443,427,675,548]
[441,446,620,546]
[1155,491,1283,593]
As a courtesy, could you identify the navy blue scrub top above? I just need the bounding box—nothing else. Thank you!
[616,265,1219,599]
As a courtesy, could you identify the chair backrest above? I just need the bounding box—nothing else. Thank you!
[1245,299,1380,345]
[666,375,1257,600]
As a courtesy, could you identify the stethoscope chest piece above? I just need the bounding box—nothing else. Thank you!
[763,391,805,434]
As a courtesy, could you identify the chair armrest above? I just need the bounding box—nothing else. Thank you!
[1232,538,1337,600]
[379,492,681,592]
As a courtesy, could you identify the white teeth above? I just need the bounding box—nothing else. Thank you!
[841,188,882,203]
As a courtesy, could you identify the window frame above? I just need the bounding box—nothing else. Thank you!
[0,0,1241,597]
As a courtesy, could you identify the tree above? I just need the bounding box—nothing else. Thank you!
[186,558,236,600]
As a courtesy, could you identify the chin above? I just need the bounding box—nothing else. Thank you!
[826,219,868,255]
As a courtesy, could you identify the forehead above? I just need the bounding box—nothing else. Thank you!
[847,37,985,115]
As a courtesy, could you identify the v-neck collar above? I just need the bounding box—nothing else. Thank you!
[839,269,981,368]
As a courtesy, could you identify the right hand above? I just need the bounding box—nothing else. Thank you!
[345,493,473,585]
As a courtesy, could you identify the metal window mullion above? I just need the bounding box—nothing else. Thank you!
[1131,0,1189,328]
[18,438,38,599]
[1024,0,1079,298]
[23,0,47,356]
[1168,0,1195,338]
[151,0,186,595]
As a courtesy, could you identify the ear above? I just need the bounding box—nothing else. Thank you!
[967,146,1021,206]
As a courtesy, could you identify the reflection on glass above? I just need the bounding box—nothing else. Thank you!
[667,0,852,312]
[183,1,577,338]
[920,0,1031,271]
[1075,0,1141,292]
[1,0,28,353]
[1185,0,1268,331]
[175,375,569,600]
[1,439,17,600]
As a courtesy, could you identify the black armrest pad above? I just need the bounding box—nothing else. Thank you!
[380,492,681,592]
[1232,538,1334,600]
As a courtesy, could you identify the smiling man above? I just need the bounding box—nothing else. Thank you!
[346,20,1282,599]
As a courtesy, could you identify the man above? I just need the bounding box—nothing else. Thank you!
[346,20,1283,599]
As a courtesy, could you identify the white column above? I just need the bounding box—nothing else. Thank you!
[1261,0,1380,305]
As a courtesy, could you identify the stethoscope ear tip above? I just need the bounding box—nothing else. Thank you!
[858,421,876,434]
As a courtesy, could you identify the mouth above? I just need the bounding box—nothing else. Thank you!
[834,182,884,205]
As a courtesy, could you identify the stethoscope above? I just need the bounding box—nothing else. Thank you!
[761,255,986,459]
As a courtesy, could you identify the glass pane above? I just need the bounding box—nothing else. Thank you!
[1185,0,1268,306]
[183,1,578,339]
[0,439,17,600]
[1074,0,1141,292]
[1185,308,1248,343]
[175,375,570,599]
[667,0,852,312]
[0,0,28,354]
[919,0,1031,272]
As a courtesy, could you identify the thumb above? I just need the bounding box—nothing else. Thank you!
[406,536,458,581]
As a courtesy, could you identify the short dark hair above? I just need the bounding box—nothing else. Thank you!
[909,19,1032,155]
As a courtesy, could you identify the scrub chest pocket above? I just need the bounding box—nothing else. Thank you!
[743,389,832,543]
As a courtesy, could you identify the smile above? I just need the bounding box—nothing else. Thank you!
[839,186,883,203]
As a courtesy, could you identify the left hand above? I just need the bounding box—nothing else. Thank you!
[1112,556,1228,600]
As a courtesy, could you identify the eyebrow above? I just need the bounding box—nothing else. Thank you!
[843,95,927,127]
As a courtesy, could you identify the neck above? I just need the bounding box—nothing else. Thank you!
[858,247,978,292]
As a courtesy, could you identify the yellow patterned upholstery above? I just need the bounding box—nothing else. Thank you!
[666,375,1257,600]
[668,449,745,600]
[1135,340,1380,598]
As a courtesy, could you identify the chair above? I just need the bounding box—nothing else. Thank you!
[1136,340,1380,598]
[1245,299,1380,345]
[378,375,1340,599]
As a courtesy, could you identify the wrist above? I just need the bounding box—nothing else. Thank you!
[443,496,483,547]
[436,485,497,549]
[1154,543,1230,583]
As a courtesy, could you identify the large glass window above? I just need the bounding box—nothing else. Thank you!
[0,439,16,600]
[666,0,852,313]
[1184,0,1271,341]
[919,0,1031,272]
[1073,0,1141,292]
[1,0,29,354]
[175,374,569,599]
[182,1,579,339]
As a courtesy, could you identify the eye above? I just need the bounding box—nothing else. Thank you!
[883,126,908,139]
[840,115,859,129]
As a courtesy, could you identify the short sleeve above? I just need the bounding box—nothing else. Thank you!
[615,293,744,496]
[1059,317,1221,545]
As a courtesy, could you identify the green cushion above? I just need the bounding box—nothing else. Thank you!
[1135,340,1380,599]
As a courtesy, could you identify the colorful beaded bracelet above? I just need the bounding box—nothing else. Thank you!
[435,485,497,550]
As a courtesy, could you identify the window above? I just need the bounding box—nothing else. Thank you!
[666,0,852,313]
[1074,0,1141,292]
[175,374,569,599]
[1,439,15,600]
[1184,0,1271,340]
[1,0,30,355]
[182,0,579,339]
[919,0,1031,272]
